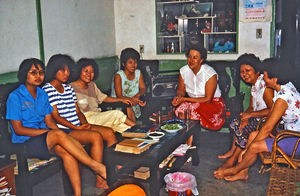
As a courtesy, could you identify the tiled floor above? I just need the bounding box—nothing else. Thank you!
[32,131,270,196]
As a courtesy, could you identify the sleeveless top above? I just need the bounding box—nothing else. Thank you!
[111,69,141,118]
[251,74,268,111]
[180,64,222,98]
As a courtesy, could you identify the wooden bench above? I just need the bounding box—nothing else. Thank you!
[0,82,72,196]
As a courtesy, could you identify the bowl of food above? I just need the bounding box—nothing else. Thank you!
[147,131,165,140]
[160,123,183,133]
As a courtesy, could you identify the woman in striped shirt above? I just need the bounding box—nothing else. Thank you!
[43,54,116,189]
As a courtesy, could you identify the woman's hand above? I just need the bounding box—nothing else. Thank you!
[239,118,249,130]
[120,97,133,105]
[238,149,247,162]
[240,112,252,120]
[138,100,146,107]
[76,124,91,130]
[131,96,141,106]
[172,97,184,106]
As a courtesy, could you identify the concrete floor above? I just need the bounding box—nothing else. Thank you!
[32,131,270,196]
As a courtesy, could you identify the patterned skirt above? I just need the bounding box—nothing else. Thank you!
[174,97,225,130]
[230,117,260,149]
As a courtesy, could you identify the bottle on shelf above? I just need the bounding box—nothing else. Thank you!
[171,42,175,53]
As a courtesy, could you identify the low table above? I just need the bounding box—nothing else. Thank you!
[104,120,200,196]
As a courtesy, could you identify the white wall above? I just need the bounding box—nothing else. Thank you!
[41,0,116,63]
[114,0,272,61]
[0,0,40,74]
[0,0,272,74]
[0,0,116,74]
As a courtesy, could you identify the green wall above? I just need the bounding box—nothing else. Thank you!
[0,57,250,111]
[0,72,18,85]
[94,56,119,94]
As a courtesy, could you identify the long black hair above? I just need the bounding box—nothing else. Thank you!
[45,54,75,83]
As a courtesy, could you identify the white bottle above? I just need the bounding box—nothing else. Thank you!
[171,42,175,53]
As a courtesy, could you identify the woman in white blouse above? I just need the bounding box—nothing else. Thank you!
[172,44,226,144]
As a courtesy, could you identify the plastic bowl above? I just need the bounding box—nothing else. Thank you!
[147,131,165,140]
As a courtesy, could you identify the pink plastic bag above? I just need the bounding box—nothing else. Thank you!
[164,172,198,195]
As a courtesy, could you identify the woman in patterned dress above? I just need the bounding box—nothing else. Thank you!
[172,44,226,145]
[111,48,146,122]
[217,54,274,171]
[214,62,300,181]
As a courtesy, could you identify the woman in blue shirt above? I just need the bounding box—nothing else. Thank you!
[6,58,107,195]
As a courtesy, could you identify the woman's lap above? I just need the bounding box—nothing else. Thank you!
[85,110,130,133]
[24,132,53,160]
[231,118,260,149]
[175,97,225,130]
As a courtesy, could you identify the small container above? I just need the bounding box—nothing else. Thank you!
[147,131,165,140]
[164,172,198,196]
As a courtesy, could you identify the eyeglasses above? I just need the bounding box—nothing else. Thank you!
[28,70,45,76]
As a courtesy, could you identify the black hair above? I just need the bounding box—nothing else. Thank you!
[17,58,45,84]
[45,54,75,83]
[236,53,262,73]
[262,58,292,85]
[70,58,99,82]
[120,48,140,70]
[185,44,207,62]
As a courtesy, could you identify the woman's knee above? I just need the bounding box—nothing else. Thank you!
[89,131,104,144]
[248,141,265,153]
[48,129,68,141]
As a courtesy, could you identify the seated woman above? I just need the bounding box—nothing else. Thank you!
[172,44,225,138]
[217,54,274,170]
[42,54,118,188]
[214,63,300,181]
[69,58,136,133]
[6,58,107,195]
[111,48,146,122]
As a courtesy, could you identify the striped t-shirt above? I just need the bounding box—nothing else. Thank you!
[43,83,80,129]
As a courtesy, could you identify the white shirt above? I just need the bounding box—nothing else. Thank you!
[252,74,268,111]
[273,82,300,131]
[180,64,222,98]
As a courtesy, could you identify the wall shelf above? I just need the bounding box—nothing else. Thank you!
[156,0,237,54]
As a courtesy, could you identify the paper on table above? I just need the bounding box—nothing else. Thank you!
[172,144,190,156]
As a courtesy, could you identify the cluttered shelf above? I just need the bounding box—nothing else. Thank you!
[156,0,237,54]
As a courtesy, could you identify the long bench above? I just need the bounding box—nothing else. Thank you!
[0,58,246,195]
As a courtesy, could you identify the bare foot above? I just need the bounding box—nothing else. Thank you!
[218,148,235,159]
[116,164,122,170]
[96,175,109,189]
[214,167,236,179]
[93,162,107,180]
[216,157,236,172]
[224,169,248,182]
